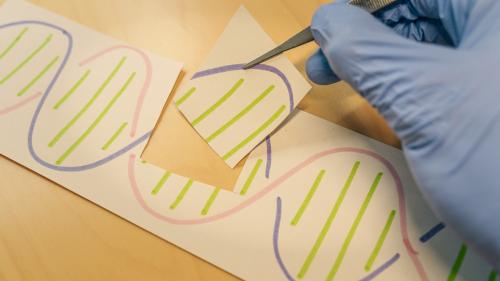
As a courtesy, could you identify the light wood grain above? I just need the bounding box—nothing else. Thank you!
[0,0,398,280]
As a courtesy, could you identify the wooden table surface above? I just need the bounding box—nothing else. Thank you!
[0,0,398,280]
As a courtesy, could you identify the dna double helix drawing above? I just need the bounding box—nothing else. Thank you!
[0,18,496,281]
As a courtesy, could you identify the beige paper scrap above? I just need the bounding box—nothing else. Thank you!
[175,6,311,167]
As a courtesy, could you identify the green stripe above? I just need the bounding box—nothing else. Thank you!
[206,85,274,143]
[488,270,497,281]
[222,105,285,161]
[297,161,360,279]
[0,27,29,60]
[364,209,396,271]
[48,57,126,147]
[175,87,196,106]
[240,159,263,195]
[151,171,171,195]
[291,169,326,226]
[170,179,194,209]
[447,244,467,281]
[326,173,383,281]
[53,70,91,109]
[101,122,128,150]
[0,33,52,84]
[16,56,59,97]
[191,78,244,126]
[55,72,135,165]
[201,187,221,215]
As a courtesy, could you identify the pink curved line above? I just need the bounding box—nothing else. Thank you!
[128,148,428,280]
[0,91,42,116]
[79,45,152,137]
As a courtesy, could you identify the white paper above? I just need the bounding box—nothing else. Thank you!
[0,0,182,167]
[175,7,311,167]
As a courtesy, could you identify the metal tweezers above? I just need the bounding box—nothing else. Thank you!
[243,0,399,69]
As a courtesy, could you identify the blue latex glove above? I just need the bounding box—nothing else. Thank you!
[307,0,500,269]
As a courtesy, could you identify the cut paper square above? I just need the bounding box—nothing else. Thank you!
[175,6,311,167]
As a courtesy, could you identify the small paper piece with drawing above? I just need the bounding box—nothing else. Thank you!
[175,7,311,167]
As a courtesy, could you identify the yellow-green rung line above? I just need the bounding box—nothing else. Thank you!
[240,159,263,195]
[151,171,171,195]
[55,72,135,165]
[170,179,194,210]
[447,244,467,281]
[101,122,128,150]
[16,56,59,97]
[325,172,383,281]
[201,187,221,215]
[488,270,497,281]
[0,33,52,84]
[291,169,326,226]
[191,78,244,126]
[53,69,91,109]
[364,209,396,271]
[48,57,127,147]
[206,85,275,143]
[222,105,285,161]
[297,161,360,279]
[175,87,196,106]
[0,27,29,60]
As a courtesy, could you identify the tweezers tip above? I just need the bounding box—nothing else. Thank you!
[242,62,256,70]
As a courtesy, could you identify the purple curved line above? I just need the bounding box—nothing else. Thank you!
[0,21,151,172]
[38,132,151,171]
[273,197,296,281]
[265,136,272,178]
[359,253,400,281]
[191,63,294,114]
[273,196,400,281]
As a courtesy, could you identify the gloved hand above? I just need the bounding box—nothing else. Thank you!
[307,0,500,269]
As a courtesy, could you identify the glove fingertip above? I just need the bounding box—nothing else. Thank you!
[306,50,339,85]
